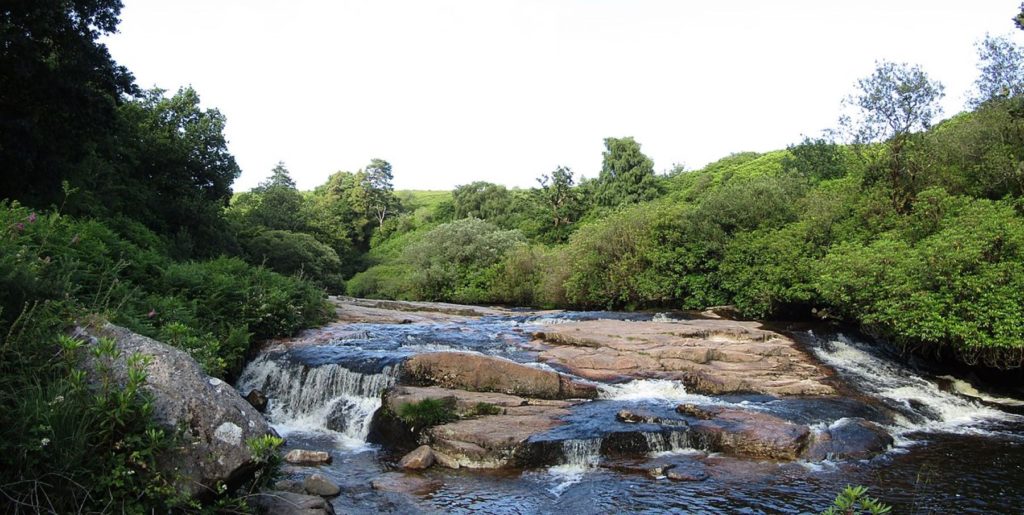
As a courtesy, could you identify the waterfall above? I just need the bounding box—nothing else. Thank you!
[810,334,1020,436]
[598,379,708,402]
[236,354,399,447]
[642,431,697,455]
[545,438,603,495]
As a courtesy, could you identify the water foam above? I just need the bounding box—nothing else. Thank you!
[236,354,398,449]
[598,379,711,403]
[811,334,1019,436]
[546,438,603,495]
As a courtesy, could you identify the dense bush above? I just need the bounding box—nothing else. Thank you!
[240,229,346,292]
[402,218,526,303]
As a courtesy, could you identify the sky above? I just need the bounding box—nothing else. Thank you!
[103,1,1024,192]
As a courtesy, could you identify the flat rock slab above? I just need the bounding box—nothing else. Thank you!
[387,385,572,416]
[534,319,834,396]
[402,352,598,400]
[803,417,893,461]
[398,445,436,470]
[427,404,572,468]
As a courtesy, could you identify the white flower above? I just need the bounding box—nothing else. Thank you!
[40,438,50,447]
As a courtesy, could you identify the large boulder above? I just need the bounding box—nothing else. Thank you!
[677,404,811,460]
[802,417,893,461]
[401,352,597,400]
[74,323,273,499]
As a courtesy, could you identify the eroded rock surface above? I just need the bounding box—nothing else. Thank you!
[249,491,336,515]
[534,318,834,396]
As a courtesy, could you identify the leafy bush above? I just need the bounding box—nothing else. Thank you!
[402,218,525,302]
[241,228,346,292]
[817,190,1024,367]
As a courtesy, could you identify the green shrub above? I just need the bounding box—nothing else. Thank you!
[240,228,346,292]
[397,398,457,428]
[469,402,503,416]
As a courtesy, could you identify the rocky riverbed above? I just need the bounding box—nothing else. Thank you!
[235,297,1024,514]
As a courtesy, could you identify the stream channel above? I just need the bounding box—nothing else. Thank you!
[237,302,1024,514]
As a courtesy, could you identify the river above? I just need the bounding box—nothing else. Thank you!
[237,302,1024,514]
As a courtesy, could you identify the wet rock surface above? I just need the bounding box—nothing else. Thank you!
[534,318,835,396]
[398,445,436,470]
[803,417,894,460]
[371,472,444,495]
[303,473,341,497]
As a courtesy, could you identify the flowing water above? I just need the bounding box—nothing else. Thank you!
[236,310,1024,514]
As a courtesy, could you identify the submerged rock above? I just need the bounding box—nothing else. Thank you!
[371,472,443,495]
[249,491,336,515]
[535,318,835,396]
[398,445,436,470]
[401,352,598,400]
[284,449,333,466]
[303,473,341,497]
[74,323,273,500]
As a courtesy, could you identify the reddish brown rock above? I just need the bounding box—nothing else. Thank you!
[398,445,436,470]
[402,352,597,400]
[802,418,893,461]
[678,405,811,460]
[535,319,834,396]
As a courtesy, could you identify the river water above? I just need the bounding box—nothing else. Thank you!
[237,310,1024,514]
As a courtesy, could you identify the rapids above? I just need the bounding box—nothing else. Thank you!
[236,307,1024,514]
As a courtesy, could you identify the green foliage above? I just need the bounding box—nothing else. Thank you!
[817,190,1024,367]
[970,33,1024,106]
[397,398,457,428]
[469,402,503,416]
[240,229,346,292]
[0,319,184,513]
[402,218,526,303]
[783,137,848,181]
[821,485,892,515]
[596,137,660,207]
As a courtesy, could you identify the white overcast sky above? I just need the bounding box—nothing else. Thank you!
[104,0,1024,192]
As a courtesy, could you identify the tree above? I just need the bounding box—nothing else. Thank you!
[257,161,297,190]
[782,136,846,181]
[0,0,136,207]
[1016,3,1024,31]
[596,137,659,207]
[536,166,581,235]
[116,87,242,255]
[361,158,398,228]
[452,181,513,220]
[841,61,944,210]
[241,162,307,232]
[970,34,1024,106]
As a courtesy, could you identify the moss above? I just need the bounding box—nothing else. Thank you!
[396,398,457,428]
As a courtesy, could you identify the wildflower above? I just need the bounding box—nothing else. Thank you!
[27,212,37,223]
[40,438,50,447]
[13,222,24,232]
[70,234,80,245]
[147,309,157,318]
[49,395,64,405]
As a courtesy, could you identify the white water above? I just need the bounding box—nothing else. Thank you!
[236,355,399,449]
[643,431,695,456]
[546,438,603,495]
[811,334,1020,436]
[599,379,713,403]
